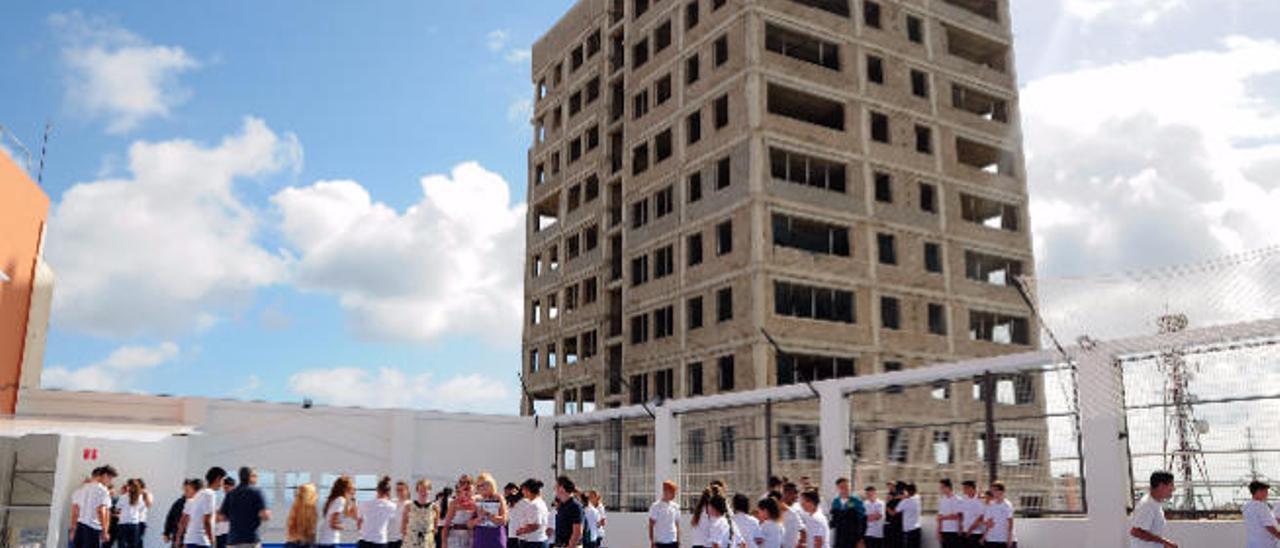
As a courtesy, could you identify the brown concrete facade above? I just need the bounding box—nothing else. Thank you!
[521,0,1037,417]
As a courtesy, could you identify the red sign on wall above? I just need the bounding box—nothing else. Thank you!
[82,448,98,461]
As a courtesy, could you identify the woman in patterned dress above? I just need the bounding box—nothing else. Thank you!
[403,479,438,548]
[441,475,476,548]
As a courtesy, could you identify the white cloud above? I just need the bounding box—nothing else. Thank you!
[1022,36,1280,337]
[507,98,533,124]
[287,367,515,414]
[47,117,301,337]
[50,11,199,134]
[505,48,531,64]
[486,30,510,53]
[42,341,179,392]
[272,162,526,344]
[1062,0,1186,25]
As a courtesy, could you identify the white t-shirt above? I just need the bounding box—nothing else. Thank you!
[119,498,148,525]
[389,500,408,542]
[358,498,399,543]
[648,500,679,544]
[1242,499,1278,548]
[595,505,607,539]
[733,513,761,547]
[74,483,112,530]
[758,520,784,548]
[518,497,550,543]
[691,510,711,546]
[938,495,961,533]
[800,509,829,548]
[863,500,885,539]
[899,496,921,532]
[320,497,347,545]
[782,503,806,548]
[707,515,732,548]
[214,489,230,537]
[184,489,218,546]
[584,505,601,541]
[983,499,1014,544]
[1129,495,1166,548]
[960,496,985,535]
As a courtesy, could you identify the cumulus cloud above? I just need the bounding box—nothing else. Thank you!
[486,30,510,53]
[1062,0,1186,25]
[47,117,301,337]
[42,341,180,392]
[287,367,515,414]
[1021,37,1280,337]
[272,162,525,344]
[50,11,199,133]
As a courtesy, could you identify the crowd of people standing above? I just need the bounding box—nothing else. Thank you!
[647,476,1014,548]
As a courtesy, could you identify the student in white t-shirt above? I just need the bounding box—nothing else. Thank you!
[587,490,607,548]
[649,480,681,548]
[959,481,985,548]
[512,478,550,547]
[71,465,119,548]
[1243,481,1280,548]
[899,484,922,548]
[936,479,961,548]
[705,494,738,548]
[357,476,399,548]
[981,482,1015,548]
[862,486,885,548]
[319,476,356,548]
[1130,471,1177,548]
[181,478,218,547]
[780,483,808,548]
[797,490,829,548]
[756,497,785,548]
[732,494,761,548]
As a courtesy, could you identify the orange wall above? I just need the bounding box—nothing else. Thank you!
[0,153,49,413]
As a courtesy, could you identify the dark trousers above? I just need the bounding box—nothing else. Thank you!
[516,542,549,548]
[903,528,922,548]
[655,544,678,548]
[216,536,227,548]
[961,534,982,548]
[116,524,143,548]
[986,543,1009,548]
[940,532,961,548]
[74,524,104,548]
[356,542,387,548]
[864,537,884,548]
[388,541,403,548]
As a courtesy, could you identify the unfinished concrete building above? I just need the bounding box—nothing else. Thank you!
[522,0,1044,510]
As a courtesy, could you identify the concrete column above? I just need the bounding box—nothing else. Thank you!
[45,434,78,548]
[654,406,677,498]
[1077,349,1131,548]
[818,384,850,503]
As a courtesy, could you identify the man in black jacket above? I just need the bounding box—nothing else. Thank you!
[161,488,186,548]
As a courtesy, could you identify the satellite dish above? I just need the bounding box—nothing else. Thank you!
[1195,420,1210,434]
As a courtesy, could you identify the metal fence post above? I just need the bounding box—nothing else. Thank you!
[983,371,998,484]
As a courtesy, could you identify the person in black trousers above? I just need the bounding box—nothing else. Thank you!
[162,489,187,548]
[884,482,905,548]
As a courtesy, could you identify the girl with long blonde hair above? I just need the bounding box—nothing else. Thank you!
[469,472,509,548]
[286,483,318,548]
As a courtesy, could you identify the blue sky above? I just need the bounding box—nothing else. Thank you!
[1,0,1277,413]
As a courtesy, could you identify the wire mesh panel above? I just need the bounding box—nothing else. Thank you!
[678,403,768,506]
[558,418,655,511]
[771,398,824,492]
[1121,336,1280,516]
[848,364,1084,515]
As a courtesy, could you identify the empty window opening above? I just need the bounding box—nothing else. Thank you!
[714,35,729,66]
[687,232,704,266]
[687,296,704,330]
[779,423,820,461]
[655,368,674,400]
[907,15,924,43]
[765,24,840,70]
[915,125,933,154]
[654,305,675,339]
[777,354,855,385]
[632,198,650,229]
[951,84,1009,122]
[655,129,673,163]
[688,173,703,203]
[633,37,651,69]
[634,89,650,119]
[880,296,900,330]
[789,0,850,17]
[687,362,704,396]
[877,232,897,265]
[924,242,943,273]
[944,24,1008,73]
[774,281,855,323]
[716,220,733,255]
[655,185,675,218]
[654,20,673,52]
[630,313,650,344]
[587,30,602,57]
[714,94,730,128]
[569,137,583,163]
[547,294,560,320]
[534,196,559,232]
[919,182,937,213]
[969,310,1030,345]
[686,55,701,85]
[772,213,851,256]
[864,2,882,29]
[769,148,847,193]
[656,74,672,105]
[960,193,1019,231]
[964,250,1023,286]
[870,111,890,143]
[633,0,649,19]
[563,337,578,364]
[910,69,929,98]
[866,55,884,84]
[956,136,1017,177]
[548,343,558,369]
[632,142,650,175]
[687,111,702,144]
[717,354,735,390]
[874,172,893,202]
[571,46,585,72]
[610,31,625,72]
[928,303,948,335]
[716,287,733,323]
[716,156,731,189]
[686,1,699,28]
[531,299,542,325]
[768,84,845,130]
[586,78,601,104]
[943,0,999,22]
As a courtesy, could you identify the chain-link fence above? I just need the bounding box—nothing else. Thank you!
[848,363,1085,515]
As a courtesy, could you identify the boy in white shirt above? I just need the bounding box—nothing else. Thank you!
[899,484,922,548]
[781,483,807,548]
[981,482,1014,548]
[1130,471,1177,548]
[648,480,681,548]
[959,481,984,548]
[731,494,761,548]
[1242,481,1280,548]
[798,490,829,548]
[70,465,118,548]
[862,486,884,548]
[936,479,961,548]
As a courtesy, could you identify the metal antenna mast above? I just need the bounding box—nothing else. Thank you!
[1156,313,1213,511]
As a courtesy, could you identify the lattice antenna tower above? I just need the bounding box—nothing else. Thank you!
[1156,313,1213,511]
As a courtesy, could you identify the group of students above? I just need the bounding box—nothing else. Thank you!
[648,476,1016,548]
[1130,471,1280,548]
[70,465,154,548]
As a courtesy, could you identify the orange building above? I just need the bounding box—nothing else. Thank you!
[0,151,53,414]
